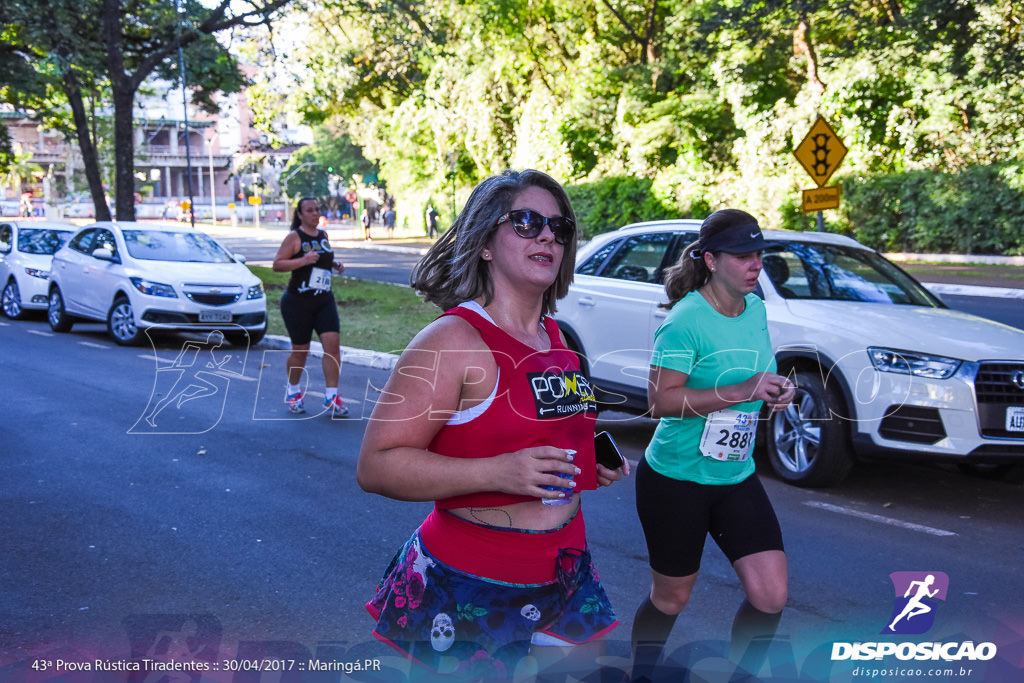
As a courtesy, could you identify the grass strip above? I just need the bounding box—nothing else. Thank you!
[249,265,439,354]
[897,263,1024,280]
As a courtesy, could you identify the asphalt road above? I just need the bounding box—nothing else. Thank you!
[2,318,1022,682]
[933,293,1024,330]
[211,226,427,287]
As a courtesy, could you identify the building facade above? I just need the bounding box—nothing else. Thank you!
[1,75,308,220]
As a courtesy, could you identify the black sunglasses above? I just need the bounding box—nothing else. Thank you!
[496,209,575,245]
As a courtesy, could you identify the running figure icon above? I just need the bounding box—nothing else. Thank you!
[888,574,939,631]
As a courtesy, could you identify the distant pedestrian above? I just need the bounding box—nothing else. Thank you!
[362,208,372,240]
[425,203,439,238]
[384,206,396,237]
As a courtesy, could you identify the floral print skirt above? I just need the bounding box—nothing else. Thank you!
[365,525,618,678]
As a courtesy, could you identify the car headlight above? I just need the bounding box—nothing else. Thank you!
[246,282,265,300]
[867,347,961,379]
[25,267,49,280]
[130,277,177,298]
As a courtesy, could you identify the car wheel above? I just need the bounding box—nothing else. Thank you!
[107,296,144,346]
[2,279,25,319]
[48,287,74,332]
[766,369,854,487]
[225,329,265,346]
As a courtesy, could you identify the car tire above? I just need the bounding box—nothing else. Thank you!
[766,369,854,487]
[48,287,74,332]
[2,279,25,319]
[225,329,265,346]
[107,296,144,346]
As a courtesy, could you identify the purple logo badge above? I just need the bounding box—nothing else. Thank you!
[883,571,949,635]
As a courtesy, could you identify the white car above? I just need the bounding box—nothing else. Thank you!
[47,221,266,346]
[554,220,1024,486]
[0,221,78,319]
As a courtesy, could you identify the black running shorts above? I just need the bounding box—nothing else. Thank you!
[280,289,340,345]
[635,457,784,577]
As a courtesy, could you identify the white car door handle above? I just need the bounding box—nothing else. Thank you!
[578,296,596,307]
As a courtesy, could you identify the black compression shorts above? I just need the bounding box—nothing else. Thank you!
[280,289,339,345]
[635,457,784,577]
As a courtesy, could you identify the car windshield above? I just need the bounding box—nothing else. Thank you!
[765,242,942,307]
[18,228,74,255]
[123,230,234,263]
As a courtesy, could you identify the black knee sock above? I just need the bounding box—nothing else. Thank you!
[729,599,782,679]
[630,598,678,683]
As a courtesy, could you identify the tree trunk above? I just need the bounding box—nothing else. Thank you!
[110,86,137,221]
[793,19,826,95]
[643,0,659,64]
[62,74,111,221]
[103,0,137,221]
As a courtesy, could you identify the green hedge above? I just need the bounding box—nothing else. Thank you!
[839,165,1024,255]
[566,166,1024,255]
[566,177,678,238]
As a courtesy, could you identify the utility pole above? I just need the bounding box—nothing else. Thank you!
[176,0,195,228]
[446,151,458,221]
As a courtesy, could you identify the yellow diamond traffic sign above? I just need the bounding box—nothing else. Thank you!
[794,116,847,187]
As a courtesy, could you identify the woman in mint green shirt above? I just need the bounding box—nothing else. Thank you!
[630,209,796,681]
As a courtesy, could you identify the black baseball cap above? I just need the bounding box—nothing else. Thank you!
[700,222,777,254]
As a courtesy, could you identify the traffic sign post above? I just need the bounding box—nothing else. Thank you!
[248,196,262,229]
[794,115,847,229]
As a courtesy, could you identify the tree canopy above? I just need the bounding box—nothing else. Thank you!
[270,0,1024,232]
[1,0,292,220]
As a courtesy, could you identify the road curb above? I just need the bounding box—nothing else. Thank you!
[334,241,430,257]
[259,334,400,371]
[922,282,1024,299]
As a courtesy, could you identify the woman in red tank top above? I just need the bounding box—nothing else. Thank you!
[357,170,629,677]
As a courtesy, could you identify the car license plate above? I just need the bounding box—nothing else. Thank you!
[199,310,232,323]
[1007,406,1024,432]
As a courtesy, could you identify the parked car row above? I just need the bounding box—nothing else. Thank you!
[0,220,266,347]
[554,221,1024,486]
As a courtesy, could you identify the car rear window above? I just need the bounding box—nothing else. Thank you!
[583,232,675,283]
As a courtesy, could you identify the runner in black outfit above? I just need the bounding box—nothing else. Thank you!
[272,197,348,417]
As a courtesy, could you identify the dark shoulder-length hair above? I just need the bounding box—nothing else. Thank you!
[290,197,317,231]
[662,208,758,308]
[410,169,578,316]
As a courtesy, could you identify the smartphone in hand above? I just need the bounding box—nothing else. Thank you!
[595,430,625,470]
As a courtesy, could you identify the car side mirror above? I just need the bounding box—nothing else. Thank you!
[0,241,10,254]
[232,252,247,264]
[92,247,117,262]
